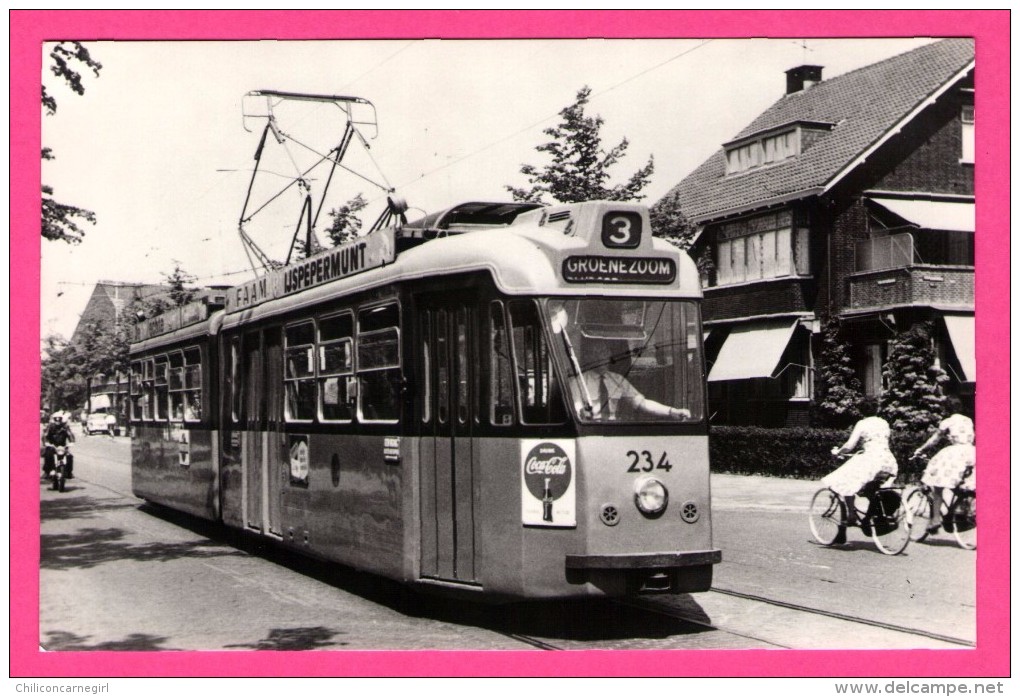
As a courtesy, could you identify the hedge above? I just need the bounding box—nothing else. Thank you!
[709,425,928,483]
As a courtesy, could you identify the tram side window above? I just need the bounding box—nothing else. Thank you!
[129,361,143,422]
[153,355,169,421]
[489,302,514,426]
[142,358,155,421]
[184,347,202,422]
[358,303,401,423]
[508,301,567,424]
[285,322,317,422]
[168,351,185,421]
[230,337,241,424]
[318,312,354,422]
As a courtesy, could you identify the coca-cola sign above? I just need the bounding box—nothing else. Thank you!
[523,443,572,502]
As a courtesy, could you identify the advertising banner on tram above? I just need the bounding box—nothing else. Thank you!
[225,228,396,314]
[520,439,577,527]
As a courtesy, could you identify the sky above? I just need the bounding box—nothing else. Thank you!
[40,37,939,340]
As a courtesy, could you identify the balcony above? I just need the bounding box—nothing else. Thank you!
[847,265,974,311]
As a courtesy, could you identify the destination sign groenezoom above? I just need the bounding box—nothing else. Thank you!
[562,255,677,285]
[226,229,396,313]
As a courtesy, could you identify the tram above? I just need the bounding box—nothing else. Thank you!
[129,199,721,600]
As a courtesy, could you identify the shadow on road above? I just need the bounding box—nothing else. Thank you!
[40,495,136,521]
[41,526,248,571]
[42,630,180,651]
[223,626,349,650]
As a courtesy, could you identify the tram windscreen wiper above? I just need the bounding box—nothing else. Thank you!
[550,307,594,416]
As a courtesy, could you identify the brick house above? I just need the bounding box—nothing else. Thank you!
[663,39,975,426]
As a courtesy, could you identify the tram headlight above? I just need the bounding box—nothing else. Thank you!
[634,477,668,516]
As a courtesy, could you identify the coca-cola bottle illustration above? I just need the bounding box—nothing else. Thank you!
[542,477,553,522]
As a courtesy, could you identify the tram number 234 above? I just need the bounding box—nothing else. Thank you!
[626,450,673,473]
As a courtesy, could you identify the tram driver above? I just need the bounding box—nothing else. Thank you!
[579,341,690,421]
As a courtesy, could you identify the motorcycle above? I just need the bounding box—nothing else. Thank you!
[46,444,70,492]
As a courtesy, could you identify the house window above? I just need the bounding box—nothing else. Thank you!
[725,130,799,174]
[714,211,810,286]
[961,105,974,164]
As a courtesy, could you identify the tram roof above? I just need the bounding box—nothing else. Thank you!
[219,200,702,330]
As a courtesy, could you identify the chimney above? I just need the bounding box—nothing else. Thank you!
[785,65,824,94]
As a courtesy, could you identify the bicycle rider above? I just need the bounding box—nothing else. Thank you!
[822,399,898,526]
[912,397,975,533]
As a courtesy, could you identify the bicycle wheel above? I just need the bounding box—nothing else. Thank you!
[905,488,933,542]
[809,488,844,545]
[949,493,976,550]
[871,489,911,555]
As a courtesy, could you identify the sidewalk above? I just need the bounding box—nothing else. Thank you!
[711,472,819,512]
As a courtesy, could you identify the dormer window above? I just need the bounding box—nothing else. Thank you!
[726,130,799,174]
[724,121,834,175]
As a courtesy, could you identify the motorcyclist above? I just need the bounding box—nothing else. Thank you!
[42,413,75,480]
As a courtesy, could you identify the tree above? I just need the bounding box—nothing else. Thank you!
[325,194,368,247]
[163,263,199,307]
[128,264,199,322]
[42,41,102,244]
[40,334,86,413]
[290,194,368,262]
[40,318,130,415]
[507,86,654,205]
[880,322,949,469]
[813,320,864,427]
[649,189,698,248]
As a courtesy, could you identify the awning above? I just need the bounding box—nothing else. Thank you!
[707,320,799,382]
[869,197,974,233]
[943,315,975,382]
[90,394,112,411]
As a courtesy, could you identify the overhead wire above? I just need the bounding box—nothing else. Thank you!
[393,39,714,191]
[133,39,716,287]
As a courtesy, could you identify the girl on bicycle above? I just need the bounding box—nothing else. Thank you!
[823,399,898,525]
[913,397,975,532]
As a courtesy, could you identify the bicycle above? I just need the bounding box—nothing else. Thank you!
[809,471,912,555]
[904,465,976,550]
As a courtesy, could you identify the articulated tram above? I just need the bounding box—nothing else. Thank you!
[129,200,720,600]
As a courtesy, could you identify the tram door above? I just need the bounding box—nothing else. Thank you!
[242,329,283,536]
[419,300,478,583]
[242,332,264,532]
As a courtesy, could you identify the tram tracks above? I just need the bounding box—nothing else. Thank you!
[619,587,975,650]
[708,587,975,647]
[493,588,976,651]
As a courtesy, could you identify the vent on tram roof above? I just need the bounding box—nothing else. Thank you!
[396,201,545,252]
[547,210,571,223]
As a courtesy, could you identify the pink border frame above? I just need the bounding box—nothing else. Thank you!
[11,10,1009,677]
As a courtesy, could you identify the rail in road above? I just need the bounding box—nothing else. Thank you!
[38,437,975,652]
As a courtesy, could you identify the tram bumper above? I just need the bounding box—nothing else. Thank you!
[564,549,721,594]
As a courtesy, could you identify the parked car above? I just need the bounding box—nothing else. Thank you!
[85,412,118,436]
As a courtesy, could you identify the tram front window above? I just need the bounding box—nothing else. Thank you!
[545,298,705,424]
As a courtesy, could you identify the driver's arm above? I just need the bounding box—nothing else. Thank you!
[618,376,690,419]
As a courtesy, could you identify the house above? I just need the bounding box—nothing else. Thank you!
[663,39,975,426]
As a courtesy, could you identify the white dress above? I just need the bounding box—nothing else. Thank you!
[921,414,976,491]
[822,416,899,496]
